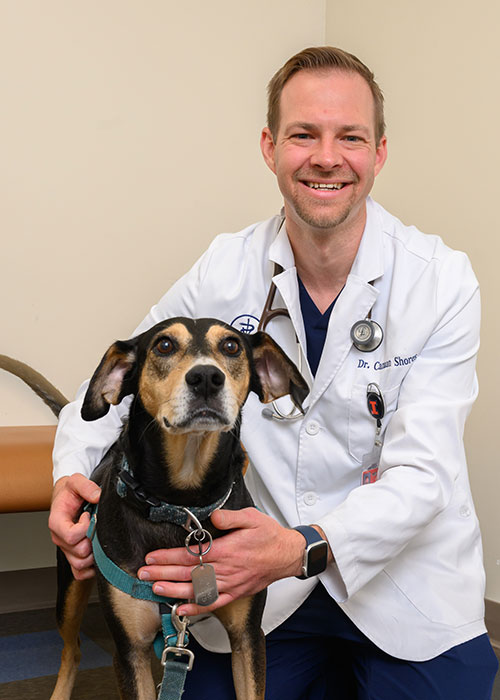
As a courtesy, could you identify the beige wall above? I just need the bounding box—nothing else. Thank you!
[326,0,500,603]
[2,0,498,608]
[0,0,326,570]
[0,0,326,426]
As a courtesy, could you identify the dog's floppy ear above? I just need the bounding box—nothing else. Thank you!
[248,332,309,412]
[81,339,139,421]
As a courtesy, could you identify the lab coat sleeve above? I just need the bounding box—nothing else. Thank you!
[52,237,226,482]
[318,251,480,598]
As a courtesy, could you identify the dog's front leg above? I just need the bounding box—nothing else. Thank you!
[103,585,160,700]
[50,574,94,700]
[214,592,267,700]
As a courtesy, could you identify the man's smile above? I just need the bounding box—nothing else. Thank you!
[304,181,348,191]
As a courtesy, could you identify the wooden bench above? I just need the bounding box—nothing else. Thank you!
[0,426,55,512]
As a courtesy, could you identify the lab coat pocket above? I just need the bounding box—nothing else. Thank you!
[348,383,400,463]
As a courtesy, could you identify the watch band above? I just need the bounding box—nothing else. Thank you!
[293,525,328,579]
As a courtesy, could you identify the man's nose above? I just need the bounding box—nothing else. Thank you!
[310,138,343,170]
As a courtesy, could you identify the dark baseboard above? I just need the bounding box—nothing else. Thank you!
[486,598,500,647]
[1,566,499,647]
[0,567,97,614]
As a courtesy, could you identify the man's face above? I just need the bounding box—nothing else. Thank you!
[261,69,387,238]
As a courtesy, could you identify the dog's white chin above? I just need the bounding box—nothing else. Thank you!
[162,414,233,434]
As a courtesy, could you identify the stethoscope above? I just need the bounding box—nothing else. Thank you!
[259,263,384,421]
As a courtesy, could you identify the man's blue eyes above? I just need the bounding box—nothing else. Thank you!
[291,133,362,142]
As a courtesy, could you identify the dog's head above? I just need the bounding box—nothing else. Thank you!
[81,318,308,433]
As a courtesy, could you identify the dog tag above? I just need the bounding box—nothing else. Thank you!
[191,563,219,606]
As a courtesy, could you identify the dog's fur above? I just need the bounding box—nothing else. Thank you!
[2,318,308,699]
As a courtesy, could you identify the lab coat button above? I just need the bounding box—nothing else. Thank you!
[459,505,471,518]
[306,420,320,436]
[303,491,317,506]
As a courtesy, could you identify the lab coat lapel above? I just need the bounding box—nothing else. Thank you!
[307,279,378,408]
[308,199,385,409]
[268,221,312,386]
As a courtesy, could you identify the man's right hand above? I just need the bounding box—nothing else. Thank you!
[48,474,101,580]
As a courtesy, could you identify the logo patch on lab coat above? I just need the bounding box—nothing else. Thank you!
[231,314,259,334]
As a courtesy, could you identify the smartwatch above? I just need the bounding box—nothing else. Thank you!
[293,525,329,579]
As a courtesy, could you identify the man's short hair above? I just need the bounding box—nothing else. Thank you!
[267,46,385,145]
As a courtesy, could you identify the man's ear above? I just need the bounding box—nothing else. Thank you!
[248,332,309,411]
[260,127,277,175]
[81,339,139,421]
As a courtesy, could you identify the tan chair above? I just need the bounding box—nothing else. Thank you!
[0,426,55,512]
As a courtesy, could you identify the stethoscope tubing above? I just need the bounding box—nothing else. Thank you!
[257,250,383,421]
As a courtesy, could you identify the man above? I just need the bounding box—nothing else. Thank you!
[49,47,498,698]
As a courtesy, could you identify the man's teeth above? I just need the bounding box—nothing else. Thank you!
[306,182,345,190]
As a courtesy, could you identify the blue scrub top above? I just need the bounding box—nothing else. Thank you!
[297,276,337,376]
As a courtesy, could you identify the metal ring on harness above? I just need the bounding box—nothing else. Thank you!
[185,529,213,557]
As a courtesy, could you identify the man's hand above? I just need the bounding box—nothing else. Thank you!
[48,474,101,580]
[137,507,306,617]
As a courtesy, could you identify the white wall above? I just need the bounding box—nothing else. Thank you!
[0,0,326,571]
[326,0,500,603]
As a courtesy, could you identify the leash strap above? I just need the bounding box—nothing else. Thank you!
[157,604,193,700]
[158,658,190,700]
[85,505,193,700]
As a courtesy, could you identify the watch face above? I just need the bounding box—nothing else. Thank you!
[306,540,328,577]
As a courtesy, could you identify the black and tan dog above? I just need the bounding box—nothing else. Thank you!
[3,318,307,699]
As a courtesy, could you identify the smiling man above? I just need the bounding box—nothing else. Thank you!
[50,47,497,698]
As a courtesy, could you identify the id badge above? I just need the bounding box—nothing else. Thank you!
[360,442,381,485]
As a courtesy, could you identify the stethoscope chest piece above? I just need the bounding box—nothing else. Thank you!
[350,319,384,352]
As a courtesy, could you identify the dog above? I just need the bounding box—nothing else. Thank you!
[2,317,308,699]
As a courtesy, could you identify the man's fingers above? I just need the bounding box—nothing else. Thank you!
[151,581,195,600]
[210,507,259,531]
[138,564,193,582]
[71,564,96,581]
[144,547,195,567]
[50,513,90,547]
[177,593,233,618]
[67,473,101,503]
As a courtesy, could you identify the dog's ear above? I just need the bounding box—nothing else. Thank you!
[248,332,309,412]
[81,339,139,421]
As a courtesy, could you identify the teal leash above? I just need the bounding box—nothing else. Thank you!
[86,504,192,700]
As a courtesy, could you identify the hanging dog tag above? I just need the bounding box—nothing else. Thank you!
[191,563,219,606]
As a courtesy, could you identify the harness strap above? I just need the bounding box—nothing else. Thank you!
[87,507,171,604]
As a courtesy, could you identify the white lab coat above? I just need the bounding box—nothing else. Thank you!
[53,198,486,661]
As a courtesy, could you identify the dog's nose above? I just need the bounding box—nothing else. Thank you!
[185,365,225,398]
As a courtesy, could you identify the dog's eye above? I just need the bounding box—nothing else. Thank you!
[154,337,175,356]
[221,338,240,356]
